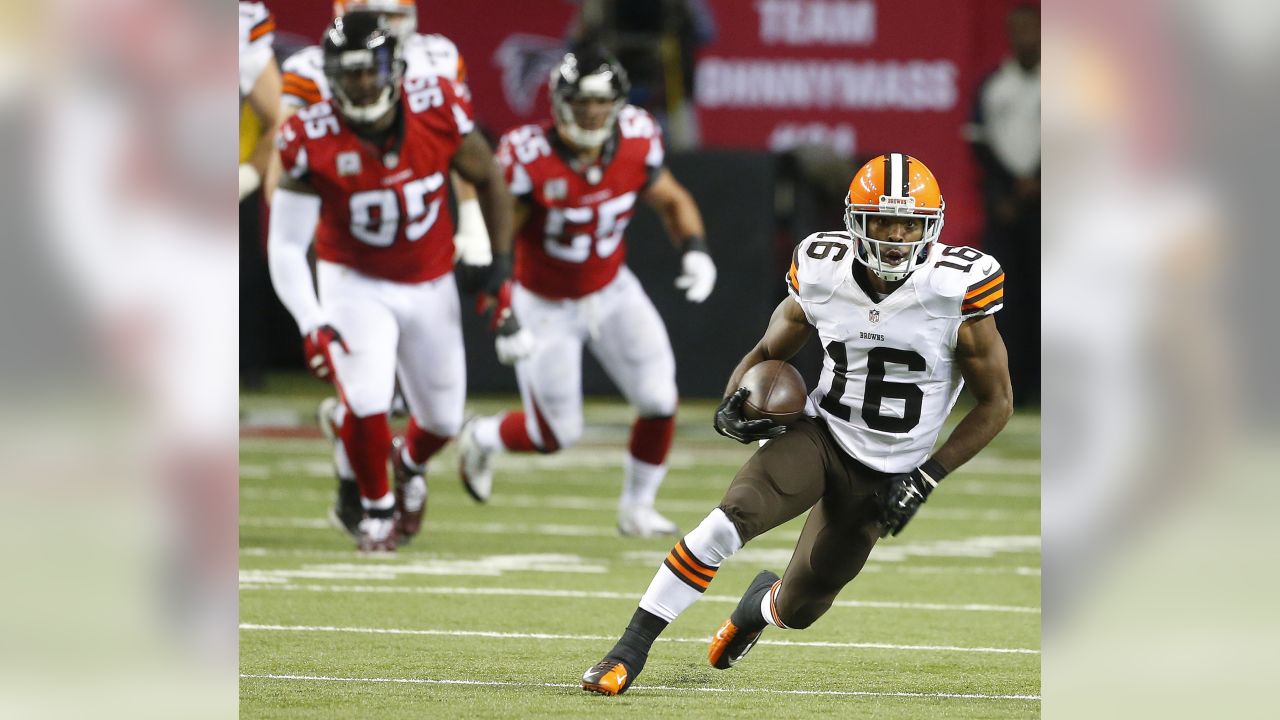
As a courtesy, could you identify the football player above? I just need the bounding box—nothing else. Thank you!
[581,154,1014,694]
[455,49,718,537]
[271,0,487,267]
[270,0,497,539]
[239,2,280,201]
[269,14,514,552]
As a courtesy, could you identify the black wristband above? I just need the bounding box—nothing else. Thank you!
[919,458,949,483]
[484,253,513,294]
[682,235,709,254]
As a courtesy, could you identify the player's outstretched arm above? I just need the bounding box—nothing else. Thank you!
[722,296,813,398]
[643,168,716,302]
[931,314,1015,473]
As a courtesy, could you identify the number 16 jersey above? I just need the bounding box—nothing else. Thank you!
[786,231,1005,473]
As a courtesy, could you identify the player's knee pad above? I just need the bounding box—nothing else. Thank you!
[340,390,391,421]
[631,379,678,418]
[717,485,772,544]
[681,508,743,566]
[526,407,581,453]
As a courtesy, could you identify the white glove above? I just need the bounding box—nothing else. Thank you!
[452,198,493,264]
[239,163,261,201]
[495,325,536,365]
[675,250,716,303]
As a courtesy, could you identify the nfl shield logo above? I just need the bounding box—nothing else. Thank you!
[544,178,567,200]
[869,309,880,324]
[336,151,362,176]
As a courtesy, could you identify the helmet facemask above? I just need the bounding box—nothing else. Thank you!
[845,194,945,282]
[549,54,628,150]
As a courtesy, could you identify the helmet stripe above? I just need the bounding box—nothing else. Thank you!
[882,154,894,198]
[901,155,911,197]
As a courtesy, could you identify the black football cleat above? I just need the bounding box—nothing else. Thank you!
[582,658,635,696]
[328,479,363,539]
[708,569,779,669]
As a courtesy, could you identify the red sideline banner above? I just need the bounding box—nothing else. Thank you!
[267,1,1028,247]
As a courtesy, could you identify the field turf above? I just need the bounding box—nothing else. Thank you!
[240,376,1040,718]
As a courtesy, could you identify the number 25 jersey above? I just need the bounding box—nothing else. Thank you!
[276,76,474,283]
[787,232,1006,473]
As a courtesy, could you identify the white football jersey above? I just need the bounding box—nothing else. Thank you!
[787,231,1005,473]
[280,33,467,108]
[238,2,275,98]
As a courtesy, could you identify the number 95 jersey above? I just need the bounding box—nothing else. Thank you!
[496,106,665,299]
[787,232,1005,473]
[276,76,474,283]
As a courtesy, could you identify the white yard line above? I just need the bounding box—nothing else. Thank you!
[240,672,1040,701]
[239,623,1038,655]
[240,450,1039,479]
[239,488,1040,523]
[237,583,1039,614]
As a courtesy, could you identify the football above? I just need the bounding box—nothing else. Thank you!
[739,360,808,424]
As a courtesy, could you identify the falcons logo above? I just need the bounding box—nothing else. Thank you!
[492,34,565,115]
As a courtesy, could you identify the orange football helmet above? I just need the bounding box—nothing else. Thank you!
[844,153,945,282]
[333,0,417,36]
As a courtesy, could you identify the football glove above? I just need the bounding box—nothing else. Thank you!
[714,388,787,444]
[478,278,535,366]
[302,324,349,383]
[878,461,946,537]
[675,249,716,303]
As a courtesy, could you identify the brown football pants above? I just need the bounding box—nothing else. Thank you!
[717,416,895,629]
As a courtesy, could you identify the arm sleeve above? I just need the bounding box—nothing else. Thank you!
[961,258,1006,318]
[268,188,325,335]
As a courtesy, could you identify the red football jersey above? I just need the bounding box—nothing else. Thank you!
[497,106,665,299]
[277,75,474,283]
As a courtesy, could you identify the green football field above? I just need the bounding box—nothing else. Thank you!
[240,377,1040,719]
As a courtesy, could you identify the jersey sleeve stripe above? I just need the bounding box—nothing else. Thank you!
[964,278,1004,305]
[787,260,800,292]
[964,271,1004,299]
[283,75,323,105]
[249,15,275,42]
[962,287,1004,313]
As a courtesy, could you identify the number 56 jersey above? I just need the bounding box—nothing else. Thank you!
[786,232,1005,473]
[276,76,475,283]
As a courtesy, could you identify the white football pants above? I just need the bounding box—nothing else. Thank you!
[317,260,465,434]
[512,267,678,449]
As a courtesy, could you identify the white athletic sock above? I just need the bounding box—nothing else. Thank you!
[400,444,425,473]
[621,455,667,507]
[360,491,395,512]
[473,415,504,453]
[638,509,743,622]
[760,579,789,628]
